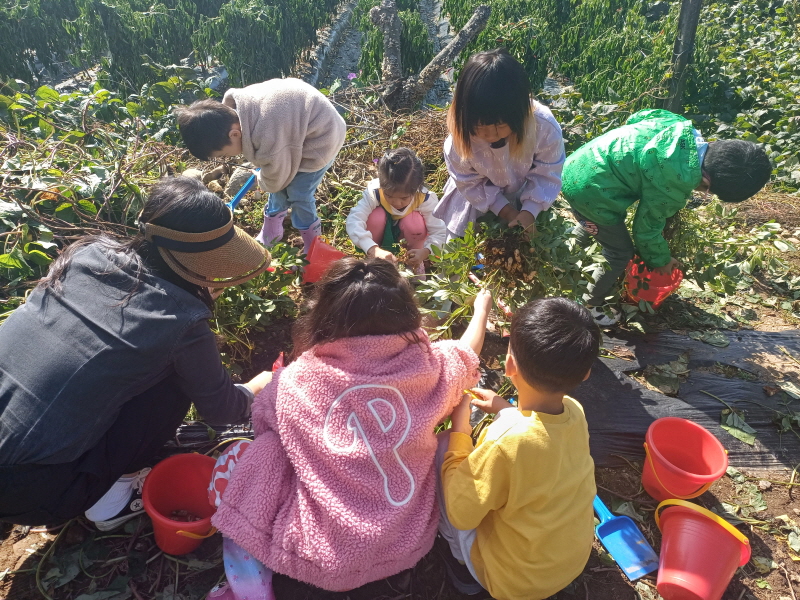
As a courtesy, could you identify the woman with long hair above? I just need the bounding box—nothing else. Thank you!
[0,177,273,529]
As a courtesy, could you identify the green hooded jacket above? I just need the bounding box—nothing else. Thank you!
[562,109,703,268]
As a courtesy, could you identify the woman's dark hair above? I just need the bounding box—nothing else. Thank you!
[447,48,533,158]
[703,140,772,203]
[378,147,424,196]
[292,257,422,355]
[40,177,232,309]
[510,297,600,393]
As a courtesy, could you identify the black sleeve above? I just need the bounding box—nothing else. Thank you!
[171,320,252,425]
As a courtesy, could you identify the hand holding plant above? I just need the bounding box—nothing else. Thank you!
[468,388,514,414]
[508,210,537,239]
[367,246,397,264]
[654,257,680,276]
[406,248,430,266]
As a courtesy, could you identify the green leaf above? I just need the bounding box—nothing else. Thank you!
[77,200,98,215]
[720,424,756,445]
[24,249,52,266]
[774,239,790,252]
[35,86,60,103]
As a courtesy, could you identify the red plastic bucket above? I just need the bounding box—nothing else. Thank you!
[142,453,217,555]
[656,500,751,600]
[624,259,683,308]
[642,418,728,501]
[302,236,347,283]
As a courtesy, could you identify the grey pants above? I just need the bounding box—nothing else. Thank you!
[573,216,635,306]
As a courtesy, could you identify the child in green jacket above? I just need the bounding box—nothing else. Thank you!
[562,109,771,325]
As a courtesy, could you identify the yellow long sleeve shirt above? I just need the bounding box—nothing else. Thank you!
[441,397,596,600]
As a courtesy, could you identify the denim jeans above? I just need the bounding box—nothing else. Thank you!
[265,159,334,230]
[573,213,635,306]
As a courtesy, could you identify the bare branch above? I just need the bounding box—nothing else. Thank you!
[370,0,403,83]
[384,4,491,111]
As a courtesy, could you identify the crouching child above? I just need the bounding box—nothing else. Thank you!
[437,297,600,600]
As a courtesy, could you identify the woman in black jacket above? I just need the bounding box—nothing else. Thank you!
[0,177,273,529]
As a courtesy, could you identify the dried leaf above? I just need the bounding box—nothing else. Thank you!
[779,381,800,399]
[611,499,647,524]
[751,555,777,574]
[788,530,800,553]
[726,466,746,482]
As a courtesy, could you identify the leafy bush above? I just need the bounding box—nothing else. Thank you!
[0,73,215,301]
[2,0,342,91]
[687,0,800,191]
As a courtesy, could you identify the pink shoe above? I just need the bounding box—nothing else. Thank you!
[255,210,288,247]
[207,582,235,600]
[299,218,322,255]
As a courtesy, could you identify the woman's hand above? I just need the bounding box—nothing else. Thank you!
[468,388,513,414]
[244,371,273,396]
[450,394,473,435]
[406,248,430,266]
[367,246,397,264]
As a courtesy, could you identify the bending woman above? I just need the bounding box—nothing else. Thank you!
[0,177,273,529]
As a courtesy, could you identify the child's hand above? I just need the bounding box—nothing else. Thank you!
[450,394,473,434]
[406,248,430,266]
[472,288,493,315]
[509,210,537,239]
[653,257,680,276]
[497,205,519,223]
[245,371,273,396]
[468,388,514,414]
[367,246,397,264]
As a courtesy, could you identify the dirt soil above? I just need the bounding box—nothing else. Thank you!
[2,463,798,600]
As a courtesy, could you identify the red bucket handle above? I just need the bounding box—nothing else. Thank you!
[655,499,751,566]
[643,442,715,499]
[176,526,218,540]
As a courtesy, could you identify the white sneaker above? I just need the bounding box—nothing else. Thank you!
[85,468,150,530]
[589,306,621,327]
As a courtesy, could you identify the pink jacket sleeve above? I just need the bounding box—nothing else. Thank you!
[432,340,481,415]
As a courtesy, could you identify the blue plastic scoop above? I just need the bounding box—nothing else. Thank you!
[226,169,259,210]
[593,495,659,580]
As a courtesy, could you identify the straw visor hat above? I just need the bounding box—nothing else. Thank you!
[141,212,270,288]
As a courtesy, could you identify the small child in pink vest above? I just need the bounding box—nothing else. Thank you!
[208,258,492,597]
[346,148,446,275]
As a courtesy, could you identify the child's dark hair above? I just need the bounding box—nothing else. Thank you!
[447,48,532,158]
[510,298,600,393]
[292,257,422,354]
[175,99,240,161]
[704,140,771,202]
[378,147,424,196]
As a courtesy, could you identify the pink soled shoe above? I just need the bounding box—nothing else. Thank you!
[255,210,288,247]
[299,218,322,255]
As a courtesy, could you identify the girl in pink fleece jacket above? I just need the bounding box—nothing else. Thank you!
[211,258,491,596]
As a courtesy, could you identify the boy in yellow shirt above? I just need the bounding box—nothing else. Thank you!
[437,297,600,599]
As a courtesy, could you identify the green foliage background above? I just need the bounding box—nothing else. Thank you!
[1,0,340,90]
